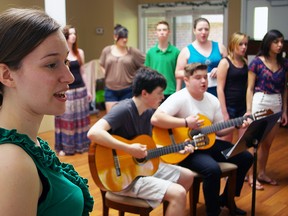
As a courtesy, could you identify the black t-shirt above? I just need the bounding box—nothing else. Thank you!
[104,99,154,139]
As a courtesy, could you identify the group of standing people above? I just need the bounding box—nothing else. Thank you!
[217,29,288,191]
[0,6,287,216]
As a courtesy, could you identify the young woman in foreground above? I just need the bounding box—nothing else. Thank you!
[0,8,93,215]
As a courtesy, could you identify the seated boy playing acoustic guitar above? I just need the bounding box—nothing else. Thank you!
[151,63,254,216]
[87,67,195,215]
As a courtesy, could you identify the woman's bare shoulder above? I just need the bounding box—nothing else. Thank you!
[0,144,38,176]
[0,144,40,214]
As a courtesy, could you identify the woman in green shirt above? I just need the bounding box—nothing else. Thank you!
[0,8,93,216]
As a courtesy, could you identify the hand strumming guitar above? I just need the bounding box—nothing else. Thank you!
[126,143,147,159]
[185,114,205,129]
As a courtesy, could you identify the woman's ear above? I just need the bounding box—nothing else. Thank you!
[0,64,15,87]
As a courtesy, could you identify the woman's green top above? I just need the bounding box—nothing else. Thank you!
[0,128,94,216]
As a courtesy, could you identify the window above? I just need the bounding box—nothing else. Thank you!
[253,7,268,40]
[138,1,227,53]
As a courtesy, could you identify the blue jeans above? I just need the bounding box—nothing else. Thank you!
[227,105,246,119]
[104,86,132,102]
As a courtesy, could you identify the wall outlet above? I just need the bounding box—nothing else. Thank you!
[96,27,104,35]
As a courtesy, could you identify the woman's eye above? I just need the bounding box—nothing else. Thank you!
[47,63,57,69]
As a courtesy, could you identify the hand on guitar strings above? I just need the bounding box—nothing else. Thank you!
[235,114,253,129]
[185,114,204,129]
[178,140,195,154]
[127,143,147,159]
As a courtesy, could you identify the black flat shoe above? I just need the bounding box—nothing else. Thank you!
[219,195,246,215]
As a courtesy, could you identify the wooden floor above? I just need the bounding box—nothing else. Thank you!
[39,111,288,216]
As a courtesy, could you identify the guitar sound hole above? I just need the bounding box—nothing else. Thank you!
[135,157,147,164]
[190,129,201,137]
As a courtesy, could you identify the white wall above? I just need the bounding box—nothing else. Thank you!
[245,0,288,40]
[45,0,66,26]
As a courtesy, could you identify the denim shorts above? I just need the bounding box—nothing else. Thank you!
[104,86,132,102]
[227,105,246,119]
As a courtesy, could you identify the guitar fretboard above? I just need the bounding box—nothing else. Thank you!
[191,115,252,136]
[146,140,191,160]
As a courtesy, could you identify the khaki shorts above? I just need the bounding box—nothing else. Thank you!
[114,162,181,208]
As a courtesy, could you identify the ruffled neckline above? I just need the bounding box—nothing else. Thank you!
[0,128,94,215]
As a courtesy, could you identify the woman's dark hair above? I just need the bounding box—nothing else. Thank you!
[0,8,61,106]
[132,67,167,97]
[114,24,128,41]
[257,29,284,65]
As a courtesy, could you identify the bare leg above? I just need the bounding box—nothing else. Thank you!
[219,132,233,143]
[219,127,245,143]
[246,125,279,189]
[163,183,187,216]
[237,127,246,140]
[177,167,194,191]
[163,167,194,216]
[247,147,264,190]
[257,124,279,185]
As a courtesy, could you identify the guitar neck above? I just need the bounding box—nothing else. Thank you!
[146,140,192,160]
[198,114,252,135]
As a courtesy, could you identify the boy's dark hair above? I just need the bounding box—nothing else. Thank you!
[184,63,208,77]
[132,67,167,97]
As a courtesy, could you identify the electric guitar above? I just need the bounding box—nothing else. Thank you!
[152,109,273,164]
[89,133,208,192]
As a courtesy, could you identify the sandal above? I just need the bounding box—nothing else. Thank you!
[258,176,278,186]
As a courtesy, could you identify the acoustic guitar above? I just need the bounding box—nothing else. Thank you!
[89,133,208,192]
[152,109,273,164]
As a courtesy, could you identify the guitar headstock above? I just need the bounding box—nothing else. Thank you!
[252,109,274,120]
[192,133,209,149]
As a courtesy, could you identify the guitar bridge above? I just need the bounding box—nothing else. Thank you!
[112,149,121,176]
